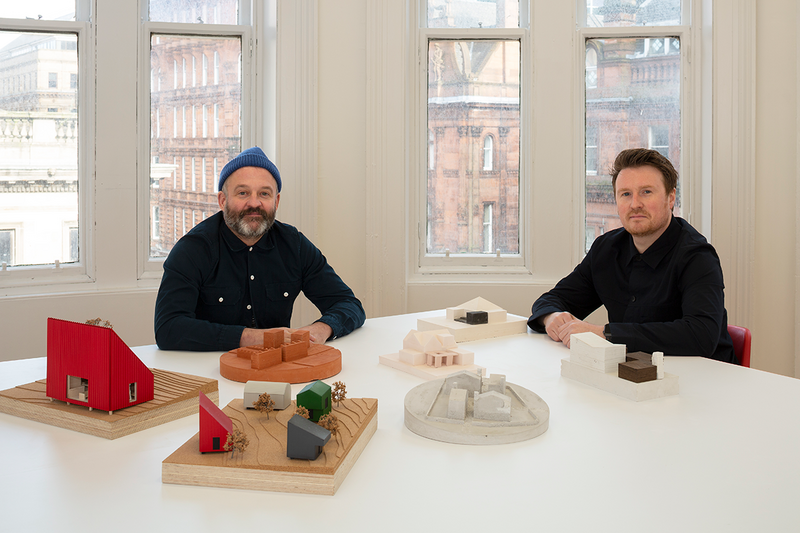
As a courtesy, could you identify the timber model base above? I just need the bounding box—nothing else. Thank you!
[0,369,218,439]
[162,397,378,496]
[219,343,342,384]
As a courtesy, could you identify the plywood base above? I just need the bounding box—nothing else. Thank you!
[162,397,378,495]
[561,359,678,401]
[219,343,342,384]
[0,369,218,439]
[416,314,528,342]
[379,352,485,380]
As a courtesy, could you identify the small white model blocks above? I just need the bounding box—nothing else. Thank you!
[416,297,528,342]
[379,329,484,380]
[404,370,549,445]
[561,332,679,402]
[243,381,292,410]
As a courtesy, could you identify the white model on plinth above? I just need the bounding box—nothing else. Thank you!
[379,329,484,380]
[404,369,549,445]
[416,297,529,342]
[560,333,679,402]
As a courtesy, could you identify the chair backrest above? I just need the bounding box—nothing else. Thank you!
[727,325,752,367]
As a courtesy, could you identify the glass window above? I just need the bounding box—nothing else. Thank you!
[149,0,238,25]
[583,0,681,28]
[0,3,76,21]
[0,229,14,264]
[428,0,520,29]
[483,136,493,171]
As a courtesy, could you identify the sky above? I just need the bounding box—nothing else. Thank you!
[0,1,76,48]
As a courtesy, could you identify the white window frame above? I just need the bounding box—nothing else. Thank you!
[137,0,260,278]
[410,0,531,275]
[0,7,95,289]
[576,1,705,259]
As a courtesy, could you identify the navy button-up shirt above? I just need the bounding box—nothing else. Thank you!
[155,213,365,351]
[529,217,736,363]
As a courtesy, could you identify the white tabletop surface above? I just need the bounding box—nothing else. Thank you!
[2,311,799,532]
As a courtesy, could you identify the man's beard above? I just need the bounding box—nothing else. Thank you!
[223,204,276,240]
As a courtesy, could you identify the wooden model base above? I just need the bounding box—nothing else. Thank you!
[162,397,378,495]
[561,359,678,401]
[219,343,342,384]
[0,369,218,439]
[379,352,485,380]
[416,314,528,342]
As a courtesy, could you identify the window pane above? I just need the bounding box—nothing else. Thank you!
[149,0,238,25]
[149,34,241,258]
[428,0,519,29]
[584,0,681,28]
[0,31,79,267]
[0,3,76,21]
[585,37,681,251]
[427,40,520,255]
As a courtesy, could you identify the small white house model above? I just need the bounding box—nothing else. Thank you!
[379,329,482,380]
[569,332,626,373]
[440,370,511,423]
[416,297,528,342]
[243,381,292,410]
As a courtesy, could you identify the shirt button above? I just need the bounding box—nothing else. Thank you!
[250,275,254,280]
[218,297,224,302]
[630,296,636,303]
[247,305,252,310]
[249,247,253,252]
[283,292,289,297]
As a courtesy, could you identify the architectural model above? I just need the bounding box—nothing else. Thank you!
[244,381,292,410]
[46,317,154,413]
[162,395,378,495]
[199,391,232,453]
[404,369,549,445]
[220,328,341,384]
[416,297,528,342]
[560,332,678,401]
[296,380,332,422]
[0,318,218,439]
[379,328,484,380]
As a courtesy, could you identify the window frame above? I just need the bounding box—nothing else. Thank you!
[410,1,531,275]
[0,11,95,289]
[137,0,260,279]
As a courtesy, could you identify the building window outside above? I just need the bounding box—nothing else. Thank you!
[70,73,77,89]
[483,135,493,171]
[48,72,57,88]
[648,125,670,159]
[0,229,14,264]
[585,125,598,175]
[482,203,493,253]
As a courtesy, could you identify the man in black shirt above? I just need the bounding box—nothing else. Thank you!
[528,148,736,363]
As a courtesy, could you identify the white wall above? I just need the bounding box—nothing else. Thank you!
[1,0,798,380]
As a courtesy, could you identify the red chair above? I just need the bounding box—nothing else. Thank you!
[727,325,751,367]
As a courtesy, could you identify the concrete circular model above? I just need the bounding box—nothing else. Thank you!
[404,377,549,445]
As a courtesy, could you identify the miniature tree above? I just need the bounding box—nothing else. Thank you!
[85,318,114,329]
[295,405,310,419]
[224,429,249,456]
[332,381,347,406]
[318,413,340,436]
[253,392,275,419]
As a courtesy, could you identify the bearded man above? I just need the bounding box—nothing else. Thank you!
[528,148,736,364]
[155,147,365,351]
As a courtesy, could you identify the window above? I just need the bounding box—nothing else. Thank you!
[415,1,524,269]
[0,6,87,277]
[581,0,686,251]
[143,0,250,264]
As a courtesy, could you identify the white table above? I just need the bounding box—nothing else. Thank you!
[2,311,799,532]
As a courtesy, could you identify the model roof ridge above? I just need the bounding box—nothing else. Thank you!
[454,296,503,311]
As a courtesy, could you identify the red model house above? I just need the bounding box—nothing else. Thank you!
[45,318,154,413]
[199,391,232,453]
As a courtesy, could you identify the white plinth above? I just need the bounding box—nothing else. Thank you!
[379,352,485,380]
[561,358,679,402]
[416,314,528,342]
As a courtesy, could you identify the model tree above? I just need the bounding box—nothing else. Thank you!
[253,392,275,419]
[332,381,347,406]
[318,413,339,436]
[295,405,310,419]
[224,429,249,456]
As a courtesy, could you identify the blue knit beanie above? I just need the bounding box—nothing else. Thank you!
[218,146,282,192]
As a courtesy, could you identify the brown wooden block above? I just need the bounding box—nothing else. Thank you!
[626,351,653,364]
[618,360,657,383]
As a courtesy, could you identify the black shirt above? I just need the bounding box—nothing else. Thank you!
[528,217,736,363]
[154,212,365,351]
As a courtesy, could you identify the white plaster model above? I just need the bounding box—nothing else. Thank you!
[404,370,549,445]
[569,332,626,373]
[243,381,292,410]
[561,336,678,401]
[379,329,483,380]
[652,351,665,379]
[417,297,528,342]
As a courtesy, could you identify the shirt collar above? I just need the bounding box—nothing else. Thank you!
[623,216,680,268]
[220,217,275,252]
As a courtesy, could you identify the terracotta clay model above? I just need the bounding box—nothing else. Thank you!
[379,329,484,380]
[286,414,331,460]
[404,369,549,445]
[199,391,232,453]
[561,332,679,401]
[220,328,341,384]
[416,297,528,342]
[46,318,154,414]
[296,380,332,422]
